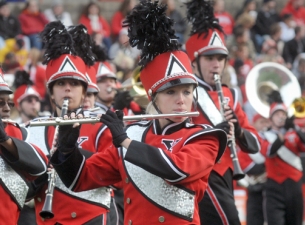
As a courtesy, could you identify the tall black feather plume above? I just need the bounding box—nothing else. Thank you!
[123,0,180,68]
[92,44,110,62]
[40,21,76,65]
[13,70,33,89]
[68,24,96,66]
[186,0,224,38]
[267,90,283,105]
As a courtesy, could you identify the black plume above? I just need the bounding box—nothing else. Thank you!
[13,70,33,89]
[267,90,283,105]
[123,0,180,68]
[40,21,76,65]
[186,0,224,38]
[68,24,96,66]
[92,44,110,62]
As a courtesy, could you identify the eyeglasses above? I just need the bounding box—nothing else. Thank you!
[0,101,14,108]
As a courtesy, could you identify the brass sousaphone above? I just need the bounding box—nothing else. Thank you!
[245,62,301,118]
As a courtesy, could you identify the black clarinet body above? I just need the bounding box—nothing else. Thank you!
[39,98,69,219]
[214,74,245,180]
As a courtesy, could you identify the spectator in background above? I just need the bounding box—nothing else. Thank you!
[23,48,47,103]
[109,28,140,79]
[0,1,21,48]
[160,0,187,44]
[282,25,305,68]
[213,0,234,37]
[292,53,305,95]
[19,0,48,50]
[281,0,305,26]
[227,25,256,60]
[257,37,285,65]
[279,13,296,42]
[111,0,136,41]
[235,0,257,22]
[79,2,112,51]
[44,0,73,27]
[2,52,21,74]
[252,0,280,53]
[264,23,285,56]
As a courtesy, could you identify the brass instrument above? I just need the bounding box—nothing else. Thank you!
[214,74,245,180]
[24,112,199,127]
[245,62,301,118]
[39,98,69,219]
[291,97,305,118]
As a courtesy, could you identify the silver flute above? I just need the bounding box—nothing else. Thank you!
[24,112,200,127]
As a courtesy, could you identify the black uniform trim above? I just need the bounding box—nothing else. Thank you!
[51,149,85,189]
[237,130,260,154]
[269,136,285,156]
[1,137,47,175]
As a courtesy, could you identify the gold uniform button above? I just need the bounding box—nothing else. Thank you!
[37,197,41,202]
[128,220,132,225]
[71,212,77,218]
[159,216,165,222]
[126,198,131,204]
[125,177,129,183]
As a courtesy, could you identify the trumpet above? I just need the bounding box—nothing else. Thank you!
[24,112,199,127]
[106,82,143,94]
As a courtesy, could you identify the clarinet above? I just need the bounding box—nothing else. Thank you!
[39,98,69,219]
[214,74,245,180]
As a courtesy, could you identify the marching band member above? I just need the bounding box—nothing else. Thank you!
[238,113,269,225]
[25,22,113,224]
[0,69,47,225]
[184,1,261,224]
[51,1,228,224]
[261,91,305,225]
[13,70,42,124]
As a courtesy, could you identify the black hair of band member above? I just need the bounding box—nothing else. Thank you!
[185,0,225,38]
[13,70,34,89]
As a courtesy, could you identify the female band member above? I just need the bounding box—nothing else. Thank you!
[51,1,229,224]
[24,22,113,224]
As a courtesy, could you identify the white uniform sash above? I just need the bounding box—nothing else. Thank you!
[122,124,195,220]
[196,86,223,126]
[25,126,111,208]
[264,131,302,171]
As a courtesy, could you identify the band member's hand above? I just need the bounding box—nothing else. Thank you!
[223,106,242,138]
[113,91,133,110]
[57,113,81,153]
[284,116,295,130]
[0,116,9,143]
[100,110,128,147]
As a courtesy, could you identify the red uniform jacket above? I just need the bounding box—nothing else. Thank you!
[193,80,261,177]
[0,123,47,225]
[52,120,227,225]
[261,129,305,183]
[25,122,112,225]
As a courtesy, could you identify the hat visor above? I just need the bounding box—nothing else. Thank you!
[156,78,198,93]
[97,75,117,82]
[0,87,13,94]
[48,75,88,86]
[87,87,99,94]
[200,49,228,56]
